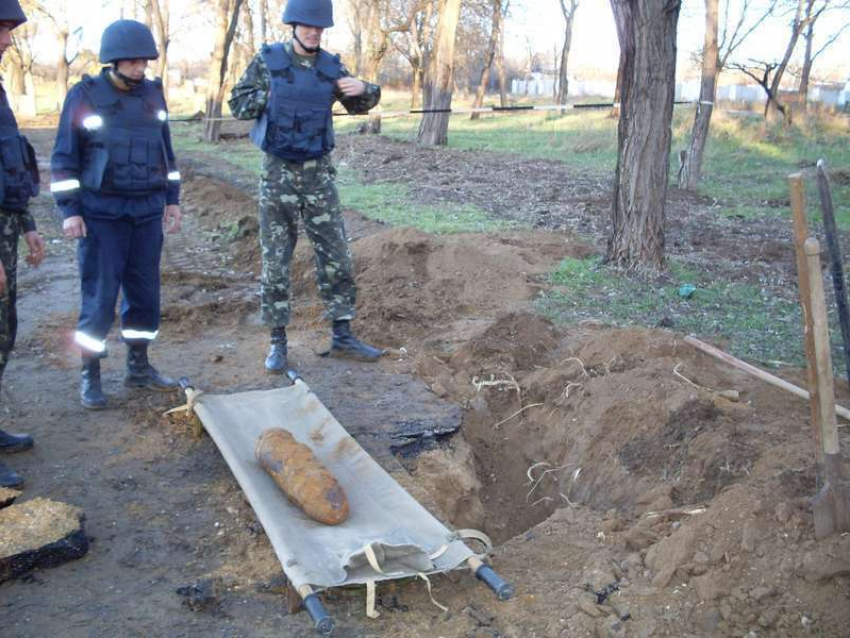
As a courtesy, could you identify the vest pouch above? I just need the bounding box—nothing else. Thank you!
[304,106,329,155]
[81,147,109,191]
[145,139,167,190]
[268,106,295,151]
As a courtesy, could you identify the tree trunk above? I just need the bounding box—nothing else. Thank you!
[678,0,718,191]
[259,0,269,43]
[611,48,625,118]
[56,29,70,110]
[360,0,385,134]
[797,7,815,109]
[471,0,501,120]
[766,0,804,124]
[411,65,423,110]
[243,0,256,56]
[606,0,681,273]
[495,9,507,107]
[417,0,462,145]
[204,0,244,143]
[556,0,578,105]
[151,0,170,99]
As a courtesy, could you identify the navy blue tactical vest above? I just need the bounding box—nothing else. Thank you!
[252,44,342,161]
[0,84,39,211]
[79,74,170,195]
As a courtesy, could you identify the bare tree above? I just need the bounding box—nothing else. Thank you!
[33,1,81,108]
[766,0,806,123]
[797,0,850,108]
[606,0,681,273]
[678,0,718,190]
[678,0,778,189]
[204,0,245,142]
[3,3,38,115]
[728,59,791,122]
[357,0,425,133]
[394,0,435,109]
[417,0,463,145]
[556,0,579,105]
[469,0,502,119]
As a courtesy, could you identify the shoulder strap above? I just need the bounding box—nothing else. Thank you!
[81,74,118,108]
[315,50,342,80]
[261,43,291,72]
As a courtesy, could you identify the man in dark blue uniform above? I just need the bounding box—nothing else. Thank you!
[0,0,46,488]
[51,19,181,410]
[229,0,383,373]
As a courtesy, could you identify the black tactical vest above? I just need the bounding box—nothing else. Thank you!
[254,44,342,161]
[79,74,170,195]
[0,83,39,211]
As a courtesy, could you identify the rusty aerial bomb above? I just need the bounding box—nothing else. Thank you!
[255,428,350,525]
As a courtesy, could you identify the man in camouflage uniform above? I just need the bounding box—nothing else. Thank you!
[229,0,383,374]
[0,0,46,488]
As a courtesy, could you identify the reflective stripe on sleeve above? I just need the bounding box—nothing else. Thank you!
[167,171,181,181]
[50,179,82,193]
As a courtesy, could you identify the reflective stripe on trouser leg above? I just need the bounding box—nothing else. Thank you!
[259,155,300,328]
[74,331,107,354]
[119,217,164,342]
[301,159,356,322]
[76,217,131,351]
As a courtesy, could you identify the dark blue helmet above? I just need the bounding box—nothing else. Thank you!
[99,19,159,64]
[0,0,27,29]
[283,0,334,28]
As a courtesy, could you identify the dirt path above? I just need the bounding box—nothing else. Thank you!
[2,128,849,637]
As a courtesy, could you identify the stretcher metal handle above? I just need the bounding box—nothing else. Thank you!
[303,593,335,636]
[475,564,515,601]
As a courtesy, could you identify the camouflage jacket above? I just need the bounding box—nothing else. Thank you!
[229,41,380,121]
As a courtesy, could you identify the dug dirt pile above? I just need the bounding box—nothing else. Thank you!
[402,312,850,636]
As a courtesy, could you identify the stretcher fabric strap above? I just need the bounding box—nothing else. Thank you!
[428,528,493,562]
[362,543,448,618]
[366,580,380,619]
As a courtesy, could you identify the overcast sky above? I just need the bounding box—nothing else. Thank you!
[33,0,850,82]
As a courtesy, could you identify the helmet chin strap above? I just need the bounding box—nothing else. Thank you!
[292,25,320,54]
[113,63,143,87]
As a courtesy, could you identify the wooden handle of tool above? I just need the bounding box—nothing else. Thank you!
[805,238,841,456]
[683,336,850,423]
[789,173,823,454]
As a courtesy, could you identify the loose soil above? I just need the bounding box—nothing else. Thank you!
[1,126,848,637]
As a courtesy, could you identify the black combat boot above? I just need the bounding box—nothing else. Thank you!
[81,355,107,410]
[330,320,383,362]
[0,459,23,489]
[125,343,177,391]
[0,429,34,453]
[264,326,288,374]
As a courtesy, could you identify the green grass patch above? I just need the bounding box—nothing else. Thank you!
[538,255,840,372]
[335,166,510,234]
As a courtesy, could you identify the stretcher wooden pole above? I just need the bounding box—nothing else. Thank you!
[683,336,850,424]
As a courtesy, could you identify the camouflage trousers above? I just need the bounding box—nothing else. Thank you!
[0,210,21,390]
[258,154,356,327]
